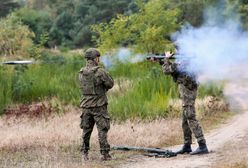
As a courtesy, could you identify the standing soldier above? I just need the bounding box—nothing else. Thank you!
[79,48,114,161]
[162,51,208,155]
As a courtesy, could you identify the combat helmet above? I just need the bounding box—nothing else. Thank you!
[84,48,101,60]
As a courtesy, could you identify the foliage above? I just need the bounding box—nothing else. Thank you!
[109,63,178,120]
[92,0,181,54]
[2,0,248,49]
[0,14,34,57]
[13,8,52,44]
[198,81,224,98]
[28,33,49,59]
[0,52,84,110]
[0,66,12,114]
[228,0,248,30]
[11,65,33,102]
[0,52,224,120]
[0,0,20,18]
[23,0,139,48]
[170,0,216,27]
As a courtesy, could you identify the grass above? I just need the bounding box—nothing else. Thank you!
[0,53,233,167]
[0,66,12,114]
[0,98,232,168]
[0,147,135,168]
[0,52,225,121]
[0,53,84,112]
[0,107,181,168]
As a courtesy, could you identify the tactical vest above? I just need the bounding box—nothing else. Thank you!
[79,66,106,95]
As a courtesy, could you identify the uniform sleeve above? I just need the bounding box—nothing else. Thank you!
[162,59,178,75]
[78,68,84,85]
[98,68,114,90]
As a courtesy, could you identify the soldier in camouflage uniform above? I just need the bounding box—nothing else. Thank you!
[79,48,114,161]
[162,51,208,155]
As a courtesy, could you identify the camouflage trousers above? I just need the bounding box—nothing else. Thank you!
[80,105,110,154]
[182,104,206,145]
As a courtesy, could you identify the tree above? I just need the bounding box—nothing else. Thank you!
[0,14,34,57]
[45,0,139,47]
[234,0,248,30]
[14,8,52,45]
[169,0,216,27]
[207,0,248,30]
[92,0,181,54]
[12,0,140,48]
[0,0,20,17]
[72,0,138,47]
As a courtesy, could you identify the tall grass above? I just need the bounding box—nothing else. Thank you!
[0,53,224,120]
[108,62,224,121]
[0,66,13,114]
[109,63,178,120]
[0,53,84,112]
[198,81,224,98]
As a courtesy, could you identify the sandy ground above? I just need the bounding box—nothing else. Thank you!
[1,68,248,168]
[120,80,248,168]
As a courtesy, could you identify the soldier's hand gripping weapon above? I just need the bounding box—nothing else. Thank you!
[112,145,177,158]
[146,54,194,65]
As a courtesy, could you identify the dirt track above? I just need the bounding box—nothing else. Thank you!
[120,80,248,168]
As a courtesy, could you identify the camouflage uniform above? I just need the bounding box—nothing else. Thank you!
[162,59,206,145]
[79,59,114,155]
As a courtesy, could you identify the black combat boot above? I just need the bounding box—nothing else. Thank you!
[190,141,209,155]
[175,144,192,154]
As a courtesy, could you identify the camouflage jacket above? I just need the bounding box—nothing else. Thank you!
[162,59,198,106]
[79,60,114,108]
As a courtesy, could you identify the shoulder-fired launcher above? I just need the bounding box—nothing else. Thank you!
[112,145,177,158]
[146,54,194,65]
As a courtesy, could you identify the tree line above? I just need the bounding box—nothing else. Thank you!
[0,0,248,56]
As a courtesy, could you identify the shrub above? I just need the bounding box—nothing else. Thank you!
[0,14,34,57]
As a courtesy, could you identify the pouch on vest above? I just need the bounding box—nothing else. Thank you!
[79,67,99,95]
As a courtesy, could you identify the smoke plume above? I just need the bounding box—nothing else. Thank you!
[172,1,248,83]
[100,48,144,69]
[172,0,248,110]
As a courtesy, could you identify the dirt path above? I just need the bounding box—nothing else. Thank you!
[120,80,248,168]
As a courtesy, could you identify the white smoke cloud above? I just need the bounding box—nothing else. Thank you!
[100,48,145,68]
[172,1,248,82]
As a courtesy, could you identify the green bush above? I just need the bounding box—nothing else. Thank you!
[0,14,34,57]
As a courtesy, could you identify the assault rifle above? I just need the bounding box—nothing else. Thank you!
[112,145,177,158]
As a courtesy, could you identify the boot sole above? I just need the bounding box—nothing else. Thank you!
[176,152,192,155]
[190,150,209,155]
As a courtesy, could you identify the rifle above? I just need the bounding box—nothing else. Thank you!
[112,145,177,158]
